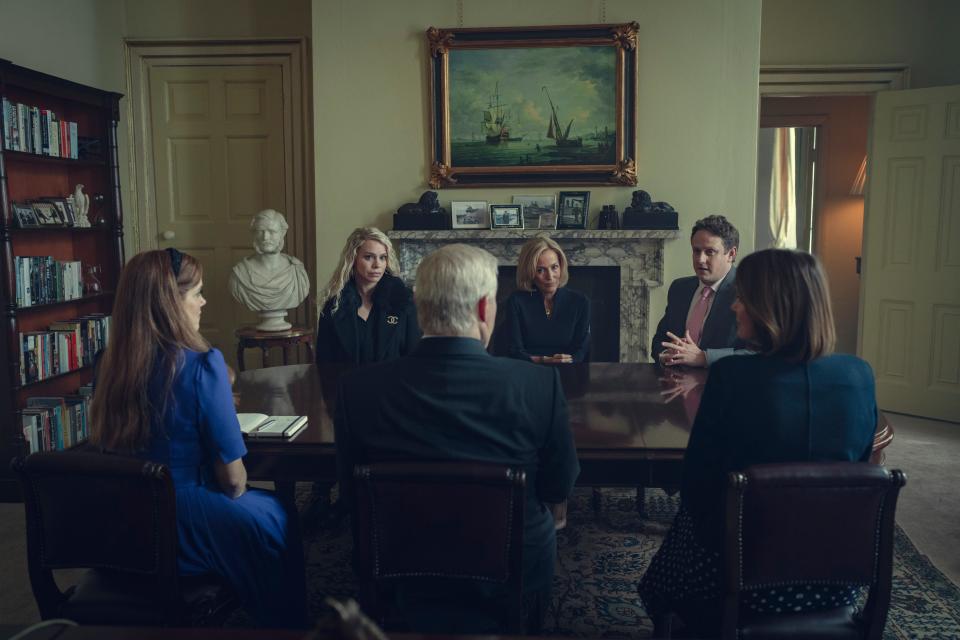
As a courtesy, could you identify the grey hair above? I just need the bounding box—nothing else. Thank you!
[415,244,498,336]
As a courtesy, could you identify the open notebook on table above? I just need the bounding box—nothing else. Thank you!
[237,414,308,439]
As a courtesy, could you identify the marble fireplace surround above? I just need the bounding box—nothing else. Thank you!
[386,230,681,362]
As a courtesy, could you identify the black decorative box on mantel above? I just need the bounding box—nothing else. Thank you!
[393,213,450,230]
[622,211,679,230]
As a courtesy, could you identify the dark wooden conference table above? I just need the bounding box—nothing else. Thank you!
[235,362,894,490]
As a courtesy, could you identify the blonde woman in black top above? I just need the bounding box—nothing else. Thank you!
[315,227,420,364]
[505,235,591,363]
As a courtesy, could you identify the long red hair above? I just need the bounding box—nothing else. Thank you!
[90,250,209,452]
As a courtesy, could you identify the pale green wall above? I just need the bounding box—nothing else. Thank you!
[313,0,763,356]
[122,0,310,38]
[0,0,126,92]
[761,0,960,88]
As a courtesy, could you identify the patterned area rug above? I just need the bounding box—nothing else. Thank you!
[302,487,960,639]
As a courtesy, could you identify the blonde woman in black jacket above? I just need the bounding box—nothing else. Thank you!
[315,227,420,365]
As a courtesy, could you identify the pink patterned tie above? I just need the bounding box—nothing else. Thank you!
[686,286,714,346]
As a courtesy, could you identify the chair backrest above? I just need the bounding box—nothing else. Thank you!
[723,462,906,640]
[352,461,526,632]
[10,451,180,620]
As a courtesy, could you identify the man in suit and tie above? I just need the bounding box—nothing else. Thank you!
[334,243,580,633]
[651,215,743,367]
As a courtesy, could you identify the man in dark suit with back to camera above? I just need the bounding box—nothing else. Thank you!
[334,243,580,633]
[652,214,744,367]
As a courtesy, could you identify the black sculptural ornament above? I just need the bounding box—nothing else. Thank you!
[397,190,448,216]
[625,189,652,213]
[394,190,450,229]
[598,204,620,229]
[621,188,679,230]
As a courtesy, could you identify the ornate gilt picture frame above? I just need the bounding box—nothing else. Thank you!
[427,23,639,188]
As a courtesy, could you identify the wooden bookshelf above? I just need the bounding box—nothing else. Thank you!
[0,59,124,500]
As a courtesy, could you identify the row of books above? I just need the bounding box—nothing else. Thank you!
[2,98,79,159]
[19,314,110,385]
[14,256,84,308]
[21,385,93,453]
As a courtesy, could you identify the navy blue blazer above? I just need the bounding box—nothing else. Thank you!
[681,353,877,551]
[505,287,591,362]
[334,337,580,596]
[651,266,740,363]
[315,273,420,364]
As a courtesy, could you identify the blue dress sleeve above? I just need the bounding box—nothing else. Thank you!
[197,348,247,464]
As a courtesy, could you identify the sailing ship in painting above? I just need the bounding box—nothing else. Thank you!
[481,83,523,144]
[452,82,614,168]
[542,86,582,148]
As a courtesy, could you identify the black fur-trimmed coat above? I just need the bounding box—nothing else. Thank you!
[315,273,420,364]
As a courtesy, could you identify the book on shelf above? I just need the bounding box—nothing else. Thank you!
[14,256,83,307]
[20,393,92,454]
[18,314,110,384]
[1,96,78,159]
[236,413,308,439]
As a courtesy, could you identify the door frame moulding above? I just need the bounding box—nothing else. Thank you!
[122,38,314,318]
[760,64,910,96]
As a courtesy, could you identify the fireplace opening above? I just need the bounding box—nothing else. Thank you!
[489,266,621,362]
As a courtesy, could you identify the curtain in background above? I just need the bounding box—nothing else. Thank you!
[769,127,797,249]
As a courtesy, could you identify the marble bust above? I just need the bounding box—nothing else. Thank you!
[229,209,310,331]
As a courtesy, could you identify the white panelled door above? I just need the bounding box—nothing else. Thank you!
[148,64,289,361]
[860,84,960,421]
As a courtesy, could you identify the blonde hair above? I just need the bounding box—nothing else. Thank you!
[415,244,498,336]
[319,227,400,314]
[516,234,569,291]
[90,250,209,453]
[736,249,836,362]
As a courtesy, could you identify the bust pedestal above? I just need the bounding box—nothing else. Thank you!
[257,309,292,332]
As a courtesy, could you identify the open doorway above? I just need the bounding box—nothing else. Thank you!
[755,125,818,252]
[755,96,870,354]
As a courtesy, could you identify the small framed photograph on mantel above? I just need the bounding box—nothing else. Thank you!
[451,201,489,229]
[490,204,524,229]
[557,191,590,229]
[512,194,556,230]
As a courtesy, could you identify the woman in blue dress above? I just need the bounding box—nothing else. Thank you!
[505,235,591,363]
[89,248,306,628]
[638,249,877,637]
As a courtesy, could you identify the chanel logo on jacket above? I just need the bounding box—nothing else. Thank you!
[386,315,399,325]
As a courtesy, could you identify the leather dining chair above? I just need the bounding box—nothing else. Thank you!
[352,461,526,634]
[11,451,238,626]
[720,462,906,640]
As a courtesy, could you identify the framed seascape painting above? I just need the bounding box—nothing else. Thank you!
[427,23,639,188]
[451,201,489,229]
[557,191,590,229]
